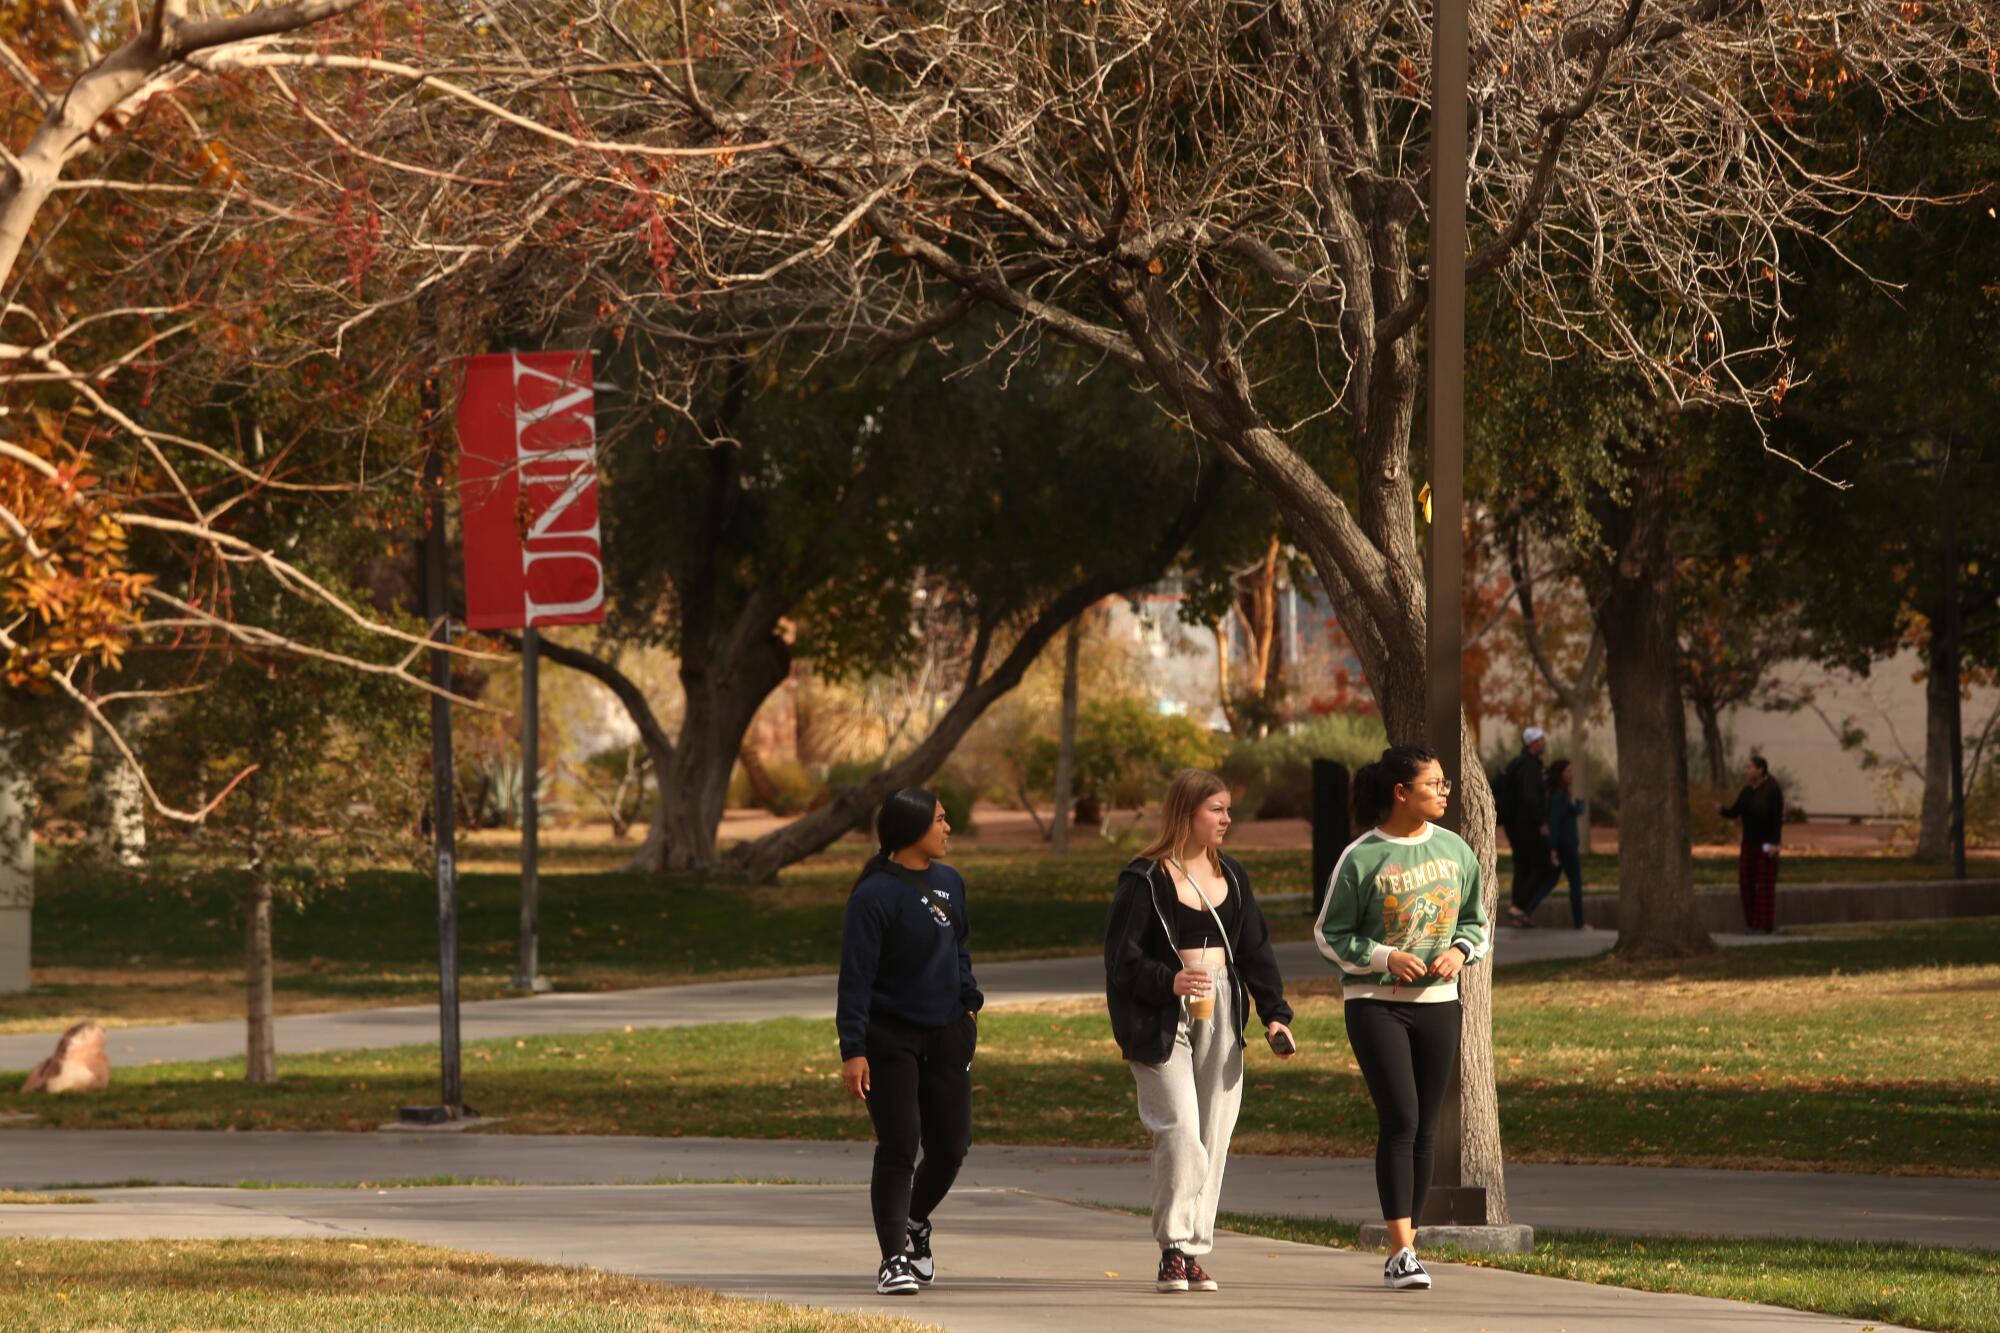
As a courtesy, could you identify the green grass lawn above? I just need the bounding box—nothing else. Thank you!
[9,839,1987,1033]
[10,843,1247,1032]
[7,919,1994,1177]
[0,1238,927,1332]
[1220,1214,2000,1333]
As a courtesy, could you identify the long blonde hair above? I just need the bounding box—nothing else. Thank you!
[1139,768,1229,872]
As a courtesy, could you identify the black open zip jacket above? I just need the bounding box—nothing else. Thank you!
[1103,854,1293,1065]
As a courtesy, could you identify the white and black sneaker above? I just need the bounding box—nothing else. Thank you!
[1384,1246,1432,1290]
[876,1253,921,1296]
[904,1218,936,1283]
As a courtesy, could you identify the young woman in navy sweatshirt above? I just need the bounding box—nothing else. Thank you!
[836,787,983,1296]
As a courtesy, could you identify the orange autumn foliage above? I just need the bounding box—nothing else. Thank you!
[2,426,153,690]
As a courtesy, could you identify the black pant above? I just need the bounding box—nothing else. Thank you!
[1553,843,1585,927]
[1522,840,1579,921]
[1344,998,1462,1222]
[1508,827,1557,912]
[864,1012,976,1259]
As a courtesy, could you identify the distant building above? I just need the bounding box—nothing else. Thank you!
[1111,581,1989,820]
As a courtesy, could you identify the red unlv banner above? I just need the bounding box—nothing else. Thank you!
[456,351,606,630]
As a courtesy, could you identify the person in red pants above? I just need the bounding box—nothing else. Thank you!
[1719,755,1784,933]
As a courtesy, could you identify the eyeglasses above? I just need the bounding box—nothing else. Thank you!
[1404,778,1453,796]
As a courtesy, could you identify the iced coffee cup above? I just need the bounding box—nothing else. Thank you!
[1186,965,1217,1022]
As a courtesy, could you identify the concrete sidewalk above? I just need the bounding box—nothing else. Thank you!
[0,929,1642,1071]
[5,1131,1991,1251]
[0,1182,1916,1332]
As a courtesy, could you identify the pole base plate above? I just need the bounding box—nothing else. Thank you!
[1360,1221,1535,1255]
[384,1105,498,1133]
[396,1103,476,1125]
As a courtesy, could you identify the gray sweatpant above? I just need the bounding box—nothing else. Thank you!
[1127,964,1244,1256]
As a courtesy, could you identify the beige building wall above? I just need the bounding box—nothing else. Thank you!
[1478,650,1996,818]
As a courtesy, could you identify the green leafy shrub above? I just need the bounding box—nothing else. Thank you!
[812,761,977,838]
[1025,697,1220,811]
[931,772,979,837]
[1220,713,1387,819]
[761,760,823,816]
[725,759,825,816]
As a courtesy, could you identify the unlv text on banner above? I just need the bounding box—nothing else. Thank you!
[456,351,606,630]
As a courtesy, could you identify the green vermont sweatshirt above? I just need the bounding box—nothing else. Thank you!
[1313,823,1489,1003]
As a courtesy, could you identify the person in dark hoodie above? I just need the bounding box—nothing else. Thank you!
[837,788,983,1297]
[1719,754,1785,933]
[1105,768,1295,1295]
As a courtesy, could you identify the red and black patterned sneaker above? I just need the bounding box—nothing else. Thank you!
[1183,1255,1219,1292]
[1156,1249,1190,1293]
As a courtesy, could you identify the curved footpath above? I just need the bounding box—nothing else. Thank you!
[2,1129,1992,1252]
[0,1182,1924,1332]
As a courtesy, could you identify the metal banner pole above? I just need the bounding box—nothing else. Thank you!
[514,627,549,991]
[418,422,464,1118]
[1423,0,1484,1228]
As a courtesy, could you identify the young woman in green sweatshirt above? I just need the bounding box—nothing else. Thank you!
[1313,744,1489,1290]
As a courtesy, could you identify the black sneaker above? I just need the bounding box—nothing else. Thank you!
[1156,1248,1190,1293]
[904,1218,935,1283]
[876,1253,920,1296]
[1384,1246,1432,1290]
[1183,1254,1219,1292]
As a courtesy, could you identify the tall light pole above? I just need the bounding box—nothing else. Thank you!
[1423,0,1486,1230]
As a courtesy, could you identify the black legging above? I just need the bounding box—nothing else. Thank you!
[863,1012,976,1258]
[1344,998,1462,1222]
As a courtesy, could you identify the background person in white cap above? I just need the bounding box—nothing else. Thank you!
[1497,727,1557,926]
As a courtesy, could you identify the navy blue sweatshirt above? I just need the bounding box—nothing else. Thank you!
[836,862,982,1059]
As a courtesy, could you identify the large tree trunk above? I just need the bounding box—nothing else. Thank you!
[522,627,792,877]
[1439,714,1505,1219]
[1916,621,1956,862]
[243,782,276,1084]
[0,733,31,995]
[1595,448,1713,961]
[87,718,146,868]
[631,635,792,875]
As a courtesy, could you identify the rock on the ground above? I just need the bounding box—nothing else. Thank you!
[20,1021,110,1094]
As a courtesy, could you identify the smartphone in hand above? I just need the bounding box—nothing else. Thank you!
[1266,1027,1296,1056]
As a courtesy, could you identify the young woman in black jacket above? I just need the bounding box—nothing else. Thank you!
[1104,768,1295,1294]
[837,787,982,1297]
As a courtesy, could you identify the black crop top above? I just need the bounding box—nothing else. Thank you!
[1169,881,1241,949]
